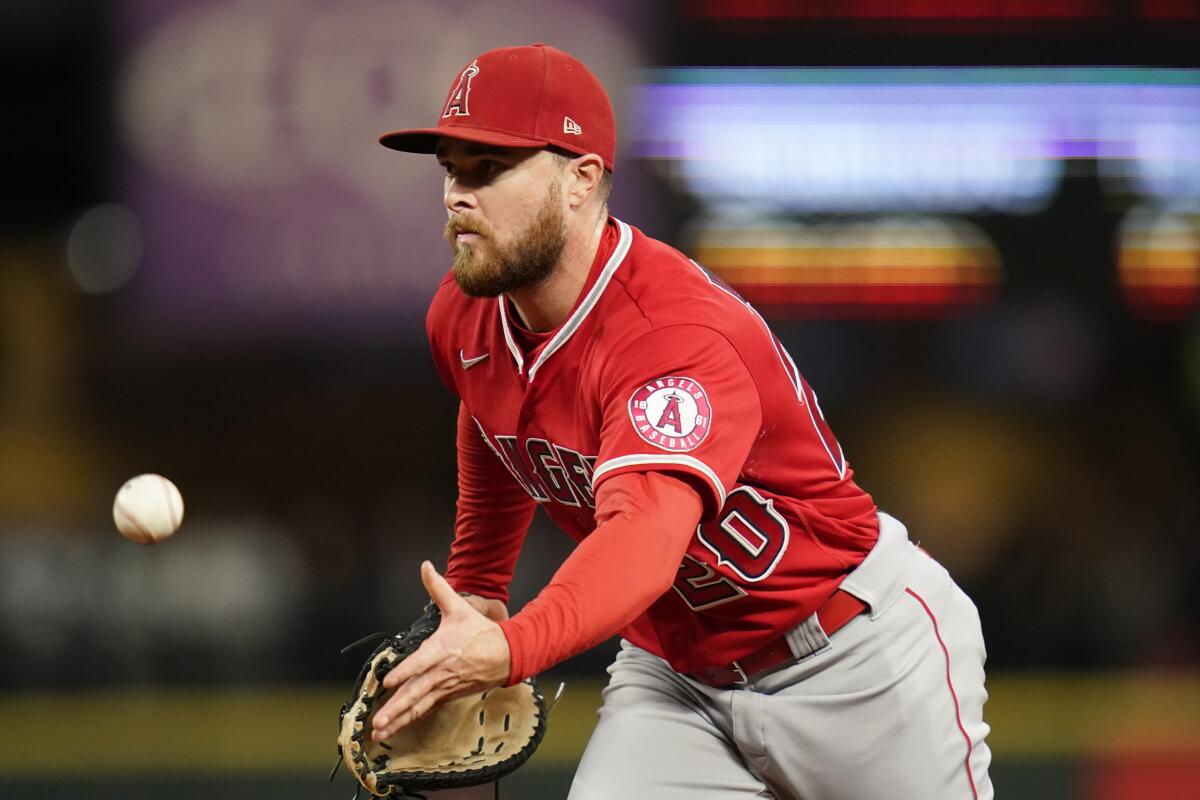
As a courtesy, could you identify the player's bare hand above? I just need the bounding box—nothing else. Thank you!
[371,561,511,741]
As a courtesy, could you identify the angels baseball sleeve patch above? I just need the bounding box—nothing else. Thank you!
[628,376,713,452]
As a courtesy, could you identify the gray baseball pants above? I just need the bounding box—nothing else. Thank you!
[568,514,993,800]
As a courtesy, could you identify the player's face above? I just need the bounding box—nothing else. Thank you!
[437,139,568,298]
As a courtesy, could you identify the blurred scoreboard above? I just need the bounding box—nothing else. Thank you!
[638,67,1200,319]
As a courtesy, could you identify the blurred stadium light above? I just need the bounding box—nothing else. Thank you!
[66,203,144,294]
[637,67,1200,318]
[636,68,1200,213]
[689,215,1001,318]
[1119,208,1200,319]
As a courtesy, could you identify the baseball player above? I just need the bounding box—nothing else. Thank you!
[369,43,993,799]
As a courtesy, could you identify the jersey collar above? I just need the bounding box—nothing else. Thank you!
[499,218,633,382]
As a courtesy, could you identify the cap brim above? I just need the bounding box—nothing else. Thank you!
[379,126,550,154]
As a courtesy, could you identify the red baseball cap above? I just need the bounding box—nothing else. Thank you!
[379,43,616,172]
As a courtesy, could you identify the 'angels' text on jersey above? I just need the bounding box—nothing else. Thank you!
[474,423,598,509]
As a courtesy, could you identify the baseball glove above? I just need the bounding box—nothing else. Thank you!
[335,604,547,798]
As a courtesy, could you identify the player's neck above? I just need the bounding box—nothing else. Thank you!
[507,212,607,333]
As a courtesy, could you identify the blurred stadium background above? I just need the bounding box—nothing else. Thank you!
[2,0,1199,797]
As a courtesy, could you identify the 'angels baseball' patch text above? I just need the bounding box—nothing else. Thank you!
[628,376,712,452]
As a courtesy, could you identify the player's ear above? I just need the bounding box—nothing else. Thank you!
[566,153,605,210]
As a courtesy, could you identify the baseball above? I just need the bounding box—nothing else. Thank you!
[112,473,185,545]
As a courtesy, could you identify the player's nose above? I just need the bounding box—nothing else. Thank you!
[443,176,477,214]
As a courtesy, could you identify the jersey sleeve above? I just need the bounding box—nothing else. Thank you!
[591,324,762,520]
[443,402,538,604]
[497,470,704,684]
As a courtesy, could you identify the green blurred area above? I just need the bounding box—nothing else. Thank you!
[2,673,1199,798]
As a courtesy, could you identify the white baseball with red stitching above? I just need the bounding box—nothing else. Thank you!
[112,473,185,545]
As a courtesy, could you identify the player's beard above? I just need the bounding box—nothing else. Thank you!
[445,182,566,298]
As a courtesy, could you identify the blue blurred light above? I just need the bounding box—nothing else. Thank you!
[635,68,1200,213]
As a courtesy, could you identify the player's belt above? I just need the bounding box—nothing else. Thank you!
[686,589,867,688]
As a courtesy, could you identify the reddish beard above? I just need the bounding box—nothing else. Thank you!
[444,183,566,298]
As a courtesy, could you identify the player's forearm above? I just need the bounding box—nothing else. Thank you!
[444,501,533,601]
[446,401,537,601]
[497,471,703,684]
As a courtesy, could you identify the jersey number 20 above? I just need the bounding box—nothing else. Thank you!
[672,487,790,610]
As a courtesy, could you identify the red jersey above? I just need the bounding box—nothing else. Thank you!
[427,218,879,673]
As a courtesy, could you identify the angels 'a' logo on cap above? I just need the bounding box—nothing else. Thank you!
[628,376,712,452]
[442,60,480,118]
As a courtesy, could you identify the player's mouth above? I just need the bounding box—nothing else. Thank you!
[444,217,492,249]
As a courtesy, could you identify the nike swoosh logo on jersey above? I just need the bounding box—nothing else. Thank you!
[459,350,490,369]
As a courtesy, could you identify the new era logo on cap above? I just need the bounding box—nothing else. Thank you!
[378,43,617,172]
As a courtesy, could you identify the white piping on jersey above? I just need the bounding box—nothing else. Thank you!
[497,219,634,381]
[591,453,727,509]
[686,258,847,480]
[498,300,524,374]
[802,373,847,479]
[471,415,506,459]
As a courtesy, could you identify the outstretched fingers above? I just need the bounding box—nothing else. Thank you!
[382,636,442,690]
[373,669,473,740]
[373,676,435,739]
